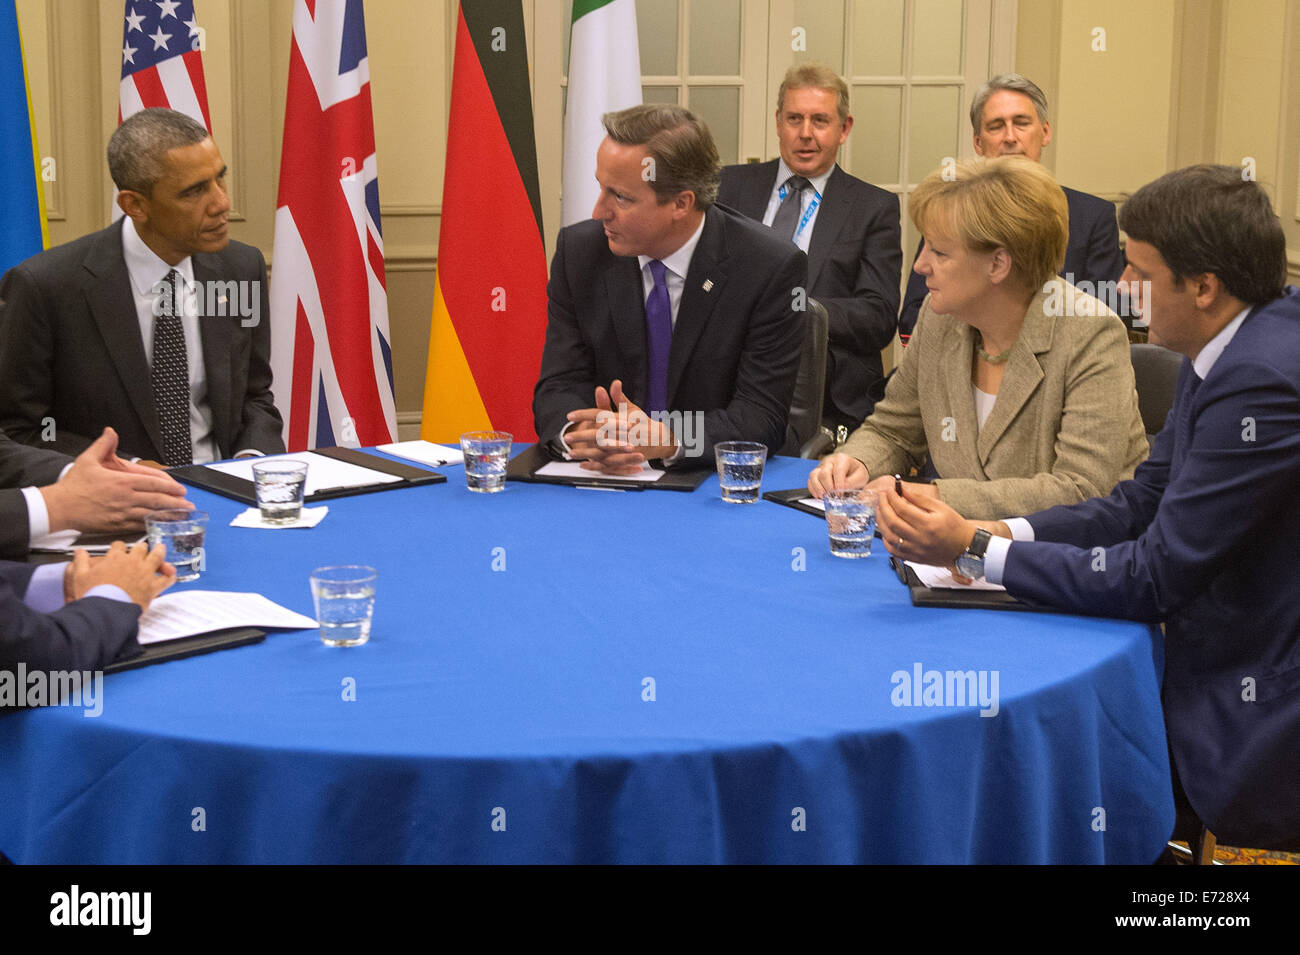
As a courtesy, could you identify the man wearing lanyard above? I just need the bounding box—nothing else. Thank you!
[718,64,903,441]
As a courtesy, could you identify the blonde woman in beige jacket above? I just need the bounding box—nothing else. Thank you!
[808,156,1146,520]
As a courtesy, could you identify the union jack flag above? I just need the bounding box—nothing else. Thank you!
[269,0,396,450]
[118,0,211,129]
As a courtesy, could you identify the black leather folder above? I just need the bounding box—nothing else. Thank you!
[506,442,711,492]
[171,446,445,504]
[890,556,1033,612]
[762,487,827,517]
[105,627,266,673]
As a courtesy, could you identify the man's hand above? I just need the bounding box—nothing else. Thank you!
[876,483,980,569]
[807,452,869,499]
[40,427,192,534]
[564,379,678,474]
[64,540,177,611]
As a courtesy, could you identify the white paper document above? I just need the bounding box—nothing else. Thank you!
[138,590,319,645]
[375,440,464,467]
[29,530,145,554]
[208,451,402,494]
[229,506,329,529]
[906,561,1007,592]
[796,497,826,512]
[536,460,665,482]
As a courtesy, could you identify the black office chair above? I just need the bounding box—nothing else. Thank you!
[1130,342,1183,438]
[781,297,835,458]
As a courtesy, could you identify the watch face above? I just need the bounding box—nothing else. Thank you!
[955,555,982,579]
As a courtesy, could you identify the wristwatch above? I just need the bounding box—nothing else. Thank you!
[955,527,992,580]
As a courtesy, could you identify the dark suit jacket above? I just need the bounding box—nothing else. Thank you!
[1,561,140,678]
[717,161,902,421]
[533,205,806,460]
[0,219,284,462]
[899,186,1125,338]
[1000,288,1300,847]
[0,429,70,559]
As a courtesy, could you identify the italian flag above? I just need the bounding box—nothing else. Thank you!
[561,0,642,226]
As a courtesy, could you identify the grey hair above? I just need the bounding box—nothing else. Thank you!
[969,73,1050,133]
[107,108,210,195]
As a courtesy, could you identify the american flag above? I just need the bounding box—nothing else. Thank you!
[269,0,396,450]
[118,0,211,129]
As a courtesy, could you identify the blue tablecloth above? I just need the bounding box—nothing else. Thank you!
[0,452,1174,863]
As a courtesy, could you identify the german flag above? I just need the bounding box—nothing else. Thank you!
[421,1,546,442]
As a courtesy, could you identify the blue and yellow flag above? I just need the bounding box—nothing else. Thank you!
[0,0,47,273]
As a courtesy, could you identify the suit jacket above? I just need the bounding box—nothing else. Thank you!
[899,186,1125,338]
[1000,288,1300,847]
[838,278,1147,519]
[0,219,284,462]
[0,428,70,559]
[533,205,806,460]
[0,561,140,679]
[717,161,902,421]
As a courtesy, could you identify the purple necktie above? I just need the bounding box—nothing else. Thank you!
[645,259,672,413]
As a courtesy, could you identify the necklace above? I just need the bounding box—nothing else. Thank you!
[976,333,1013,364]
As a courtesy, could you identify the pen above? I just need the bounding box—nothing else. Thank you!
[894,474,903,496]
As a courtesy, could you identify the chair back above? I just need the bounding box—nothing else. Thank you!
[781,297,828,457]
[1130,342,1183,438]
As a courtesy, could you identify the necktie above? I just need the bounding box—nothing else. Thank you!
[645,260,672,413]
[770,175,810,240]
[151,269,193,466]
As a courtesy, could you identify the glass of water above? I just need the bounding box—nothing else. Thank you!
[145,509,209,582]
[459,431,512,493]
[714,441,767,503]
[252,459,308,524]
[310,565,377,647]
[822,489,878,558]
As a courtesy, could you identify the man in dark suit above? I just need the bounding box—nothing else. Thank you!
[0,108,283,465]
[534,104,805,472]
[2,540,174,688]
[717,64,902,436]
[877,166,1300,849]
[898,74,1126,339]
[0,426,191,560]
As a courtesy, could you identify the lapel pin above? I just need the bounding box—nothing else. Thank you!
[702,279,714,292]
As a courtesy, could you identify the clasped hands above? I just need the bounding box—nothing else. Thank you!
[564,380,677,475]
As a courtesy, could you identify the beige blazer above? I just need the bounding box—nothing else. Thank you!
[837,278,1148,519]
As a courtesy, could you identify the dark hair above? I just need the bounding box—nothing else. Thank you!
[108,108,209,195]
[602,104,719,209]
[1119,165,1286,305]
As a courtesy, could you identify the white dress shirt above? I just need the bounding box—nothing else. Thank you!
[121,216,220,464]
[760,161,833,252]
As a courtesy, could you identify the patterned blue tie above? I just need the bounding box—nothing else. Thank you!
[645,259,672,413]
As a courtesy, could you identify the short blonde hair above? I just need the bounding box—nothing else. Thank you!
[777,64,850,123]
[909,156,1068,291]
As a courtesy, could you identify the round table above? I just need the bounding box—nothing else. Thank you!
[0,452,1174,863]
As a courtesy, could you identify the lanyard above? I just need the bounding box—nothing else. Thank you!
[777,182,822,241]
